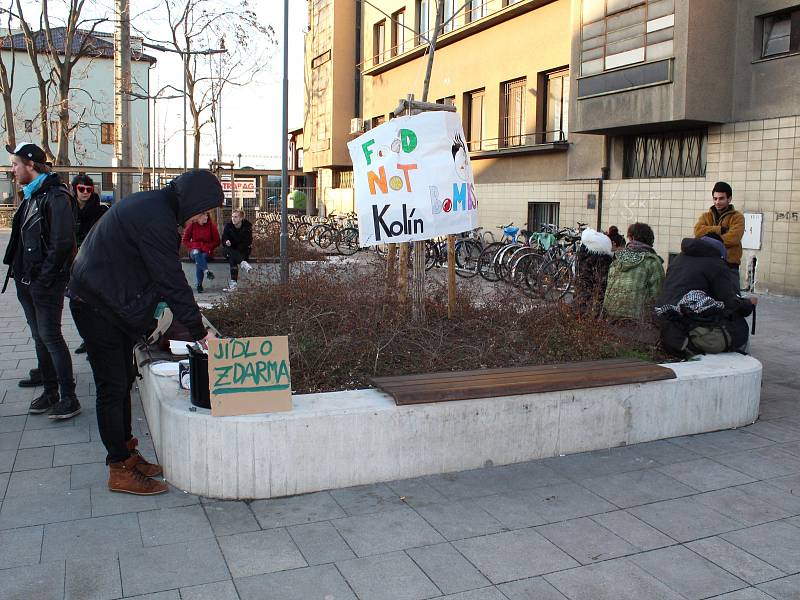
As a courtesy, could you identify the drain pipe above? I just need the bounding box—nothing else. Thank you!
[596,135,611,232]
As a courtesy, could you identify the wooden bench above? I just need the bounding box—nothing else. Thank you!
[372,358,676,406]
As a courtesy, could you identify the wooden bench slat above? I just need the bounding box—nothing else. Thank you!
[371,359,676,406]
[373,360,653,391]
[371,358,645,387]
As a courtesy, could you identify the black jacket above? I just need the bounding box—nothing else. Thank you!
[221,219,253,258]
[69,170,223,339]
[76,193,108,247]
[2,173,77,288]
[655,238,753,316]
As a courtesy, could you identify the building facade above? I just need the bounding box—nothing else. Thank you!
[0,28,152,169]
[303,0,800,295]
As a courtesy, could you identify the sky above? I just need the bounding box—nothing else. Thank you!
[17,0,307,169]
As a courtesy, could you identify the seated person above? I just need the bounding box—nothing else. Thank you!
[603,222,665,320]
[221,209,253,292]
[182,211,220,293]
[574,228,613,316]
[654,234,757,357]
[607,225,626,251]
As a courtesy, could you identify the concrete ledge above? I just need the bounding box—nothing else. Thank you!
[138,354,762,500]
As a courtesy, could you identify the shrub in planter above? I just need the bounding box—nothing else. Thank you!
[205,263,665,394]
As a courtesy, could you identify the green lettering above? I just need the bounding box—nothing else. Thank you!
[362,139,376,165]
[400,129,417,153]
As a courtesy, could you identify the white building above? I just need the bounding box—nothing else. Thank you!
[0,27,153,169]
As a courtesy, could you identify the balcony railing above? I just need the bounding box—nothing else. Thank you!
[467,129,567,154]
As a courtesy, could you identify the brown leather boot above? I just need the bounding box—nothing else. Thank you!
[108,455,168,495]
[126,437,163,477]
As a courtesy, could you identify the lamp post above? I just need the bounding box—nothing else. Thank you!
[279,0,290,283]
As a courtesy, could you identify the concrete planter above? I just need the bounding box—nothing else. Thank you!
[138,353,761,500]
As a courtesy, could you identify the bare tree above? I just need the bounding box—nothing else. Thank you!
[140,0,275,168]
[0,0,18,150]
[15,0,107,165]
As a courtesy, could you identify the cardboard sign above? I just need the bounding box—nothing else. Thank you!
[347,111,478,246]
[206,336,292,417]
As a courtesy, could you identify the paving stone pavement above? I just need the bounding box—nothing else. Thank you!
[0,230,799,599]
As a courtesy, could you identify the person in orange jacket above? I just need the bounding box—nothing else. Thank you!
[693,181,745,277]
[182,211,220,292]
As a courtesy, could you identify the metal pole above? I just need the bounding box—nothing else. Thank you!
[114,0,132,199]
[279,0,289,283]
[182,63,187,171]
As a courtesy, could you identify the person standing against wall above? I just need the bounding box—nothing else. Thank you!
[694,181,745,279]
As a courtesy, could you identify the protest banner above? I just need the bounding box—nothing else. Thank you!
[347,110,478,246]
[206,336,292,417]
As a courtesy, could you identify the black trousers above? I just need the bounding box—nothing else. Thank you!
[224,247,244,281]
[71,301,134,463]
[16,276,76,399]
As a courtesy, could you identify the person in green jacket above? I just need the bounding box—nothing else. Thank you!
[603,222,665,320]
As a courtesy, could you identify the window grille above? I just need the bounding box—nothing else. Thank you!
[500,78,526,147]
[623,129,706,178]
[528,202,560,231]
[333,170,354,189]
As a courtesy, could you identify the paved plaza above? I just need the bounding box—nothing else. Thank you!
[0,231,799,599]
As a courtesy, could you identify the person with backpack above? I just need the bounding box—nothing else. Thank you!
[655,234,757,358]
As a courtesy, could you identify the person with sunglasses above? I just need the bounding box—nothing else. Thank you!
[71,174,108,355]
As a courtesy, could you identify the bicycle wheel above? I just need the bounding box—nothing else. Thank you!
[335,227,360,255]
[317,226,336,249]
[495,243,522,281]
[507,248,536,287]
[253,218,268,235]
[539,257,574,301]
[454,239,481,278]
[293,221,310,241]
[265,220,281,237]
[477,242,504,282]
[425,241,439,271]
[373,242,389,257]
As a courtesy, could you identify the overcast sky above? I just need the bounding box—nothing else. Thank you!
[17,0,307,169]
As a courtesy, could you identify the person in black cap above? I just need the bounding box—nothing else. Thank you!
[2,143,81,419]
[69,170,222,495]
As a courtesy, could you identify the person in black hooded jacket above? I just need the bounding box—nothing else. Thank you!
[654,236,757,357]
[69,169,223,496]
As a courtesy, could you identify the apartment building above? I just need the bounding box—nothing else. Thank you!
[303,0,800,295]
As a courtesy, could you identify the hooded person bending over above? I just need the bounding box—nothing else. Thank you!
[654,234,757,358]
[69,170,223,496]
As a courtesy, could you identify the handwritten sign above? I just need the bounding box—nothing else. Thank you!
[206,336,292,417]
[347,111,478,246]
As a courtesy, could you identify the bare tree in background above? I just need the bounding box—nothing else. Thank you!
[0,0,18,151]
[140,0,274,168]
[15,0,107,165]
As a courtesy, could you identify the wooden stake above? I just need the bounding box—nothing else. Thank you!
[447,234,456,319]
[386,243,397,285]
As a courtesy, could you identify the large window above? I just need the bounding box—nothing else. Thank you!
[760,7,800,58]
[545,69,569,142]
[392,9,406,56]
[581,0,675,75]
[500,77,526,147]
[623,129,706,178]
[467,0,487,22]
[528,202,560,232]
[373,20,386,65]
[416,0,430,43]
[442,0,456,33]
[465,88,485,151]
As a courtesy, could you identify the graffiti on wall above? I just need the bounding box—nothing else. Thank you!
[776,212,799,223]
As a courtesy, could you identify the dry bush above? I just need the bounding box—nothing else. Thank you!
[205,263,665,393]
[249,232,325,262]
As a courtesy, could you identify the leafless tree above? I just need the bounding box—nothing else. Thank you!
[0,0,18,150]
[138,0,275,168]
[15,0,107,165]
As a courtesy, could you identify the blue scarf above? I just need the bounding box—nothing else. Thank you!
[22,173,48,200]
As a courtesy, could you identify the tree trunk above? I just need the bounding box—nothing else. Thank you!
[56,75,71,166]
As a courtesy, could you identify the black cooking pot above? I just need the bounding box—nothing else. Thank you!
[187,344,210,409]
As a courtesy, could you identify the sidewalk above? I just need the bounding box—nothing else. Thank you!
[0,230,799,599]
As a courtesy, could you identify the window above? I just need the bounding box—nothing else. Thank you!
[392,9,406,56]
[101,123,114,145]
[50,120,59,143]
[416,0,429,44]
[373,20,386,65]
[442,0,456,33]
[500,77,526,147]
[465,88,485,151]
[332,169,353,188]
[24,119,32,133]
[545,69,569,142]
[581,0,675,75]
[436,96,455,106]
[528,202,560,232]
[467,0,486,22]
[760,8,800,58]
[623,129,706,178]
[311,50,331,68]
[370,115,386,129]
[102,171,113,189]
